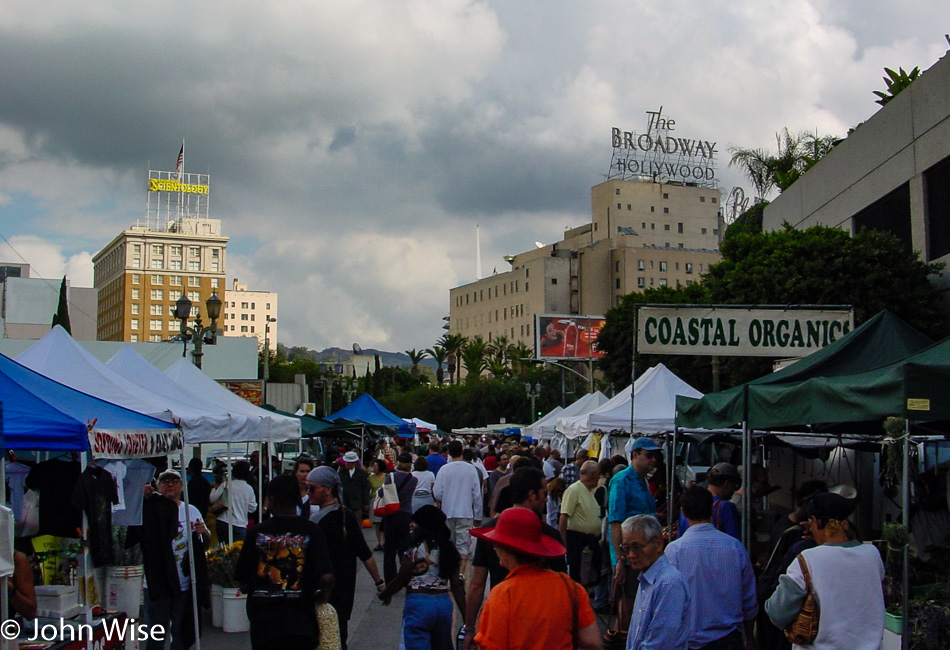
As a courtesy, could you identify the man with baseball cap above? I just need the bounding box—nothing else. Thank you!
[471,508,600,650]
[678,462,742,540]
[337,450,370,520]
[607,437,661,626]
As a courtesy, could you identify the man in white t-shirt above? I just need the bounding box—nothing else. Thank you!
[434,440,483,571]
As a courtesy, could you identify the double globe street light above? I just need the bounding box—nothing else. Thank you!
[173,293,222,369]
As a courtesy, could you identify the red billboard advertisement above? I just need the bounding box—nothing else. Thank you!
[218,380,263,405]
[534,314,606,360]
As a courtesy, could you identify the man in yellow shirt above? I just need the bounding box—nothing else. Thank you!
[558,460,603,585]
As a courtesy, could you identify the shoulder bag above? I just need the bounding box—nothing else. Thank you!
[784,553,820,645]
[372,472,407,518]
[602,573,629,650]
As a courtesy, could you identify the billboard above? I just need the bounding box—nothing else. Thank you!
[218,379,263,405]
[636,306,853,357]
[535,314,606,360]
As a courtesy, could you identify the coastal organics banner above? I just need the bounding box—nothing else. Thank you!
[637,307,853,357]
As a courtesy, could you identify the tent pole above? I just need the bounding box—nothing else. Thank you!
[901,420,910,650]
[741,384,751,551]
[669,428,677,539]
[181,444,201,650]
[629,307,638,435]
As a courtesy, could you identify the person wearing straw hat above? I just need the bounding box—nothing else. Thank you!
[377,505,466,649]
[471,508,600,650]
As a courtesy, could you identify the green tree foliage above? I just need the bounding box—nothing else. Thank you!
[460,336,489,383]
[426,345,448,385]
[405,348,428,376]
[873,66,920,106]
[51,276,71,334]
[729,129,839,199]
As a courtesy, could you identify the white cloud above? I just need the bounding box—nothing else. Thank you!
[0,0,947,351]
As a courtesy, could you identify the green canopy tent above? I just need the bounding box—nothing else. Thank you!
[676,310,934,430]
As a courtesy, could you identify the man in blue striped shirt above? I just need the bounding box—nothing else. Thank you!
[622,515,690,650]
[666,486,758,650]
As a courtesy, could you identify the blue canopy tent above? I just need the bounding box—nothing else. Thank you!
[0,351,176,450]
[328,393,413,439]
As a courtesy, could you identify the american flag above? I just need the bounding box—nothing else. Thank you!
[175,145,184,175]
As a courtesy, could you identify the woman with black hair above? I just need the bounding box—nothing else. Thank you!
[378,505,467,649]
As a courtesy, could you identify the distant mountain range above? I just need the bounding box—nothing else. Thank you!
[285,345,439,371]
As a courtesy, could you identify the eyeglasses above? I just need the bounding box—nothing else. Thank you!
[645,451,663,461]
[158,477,181,484]
[620,540,657,555]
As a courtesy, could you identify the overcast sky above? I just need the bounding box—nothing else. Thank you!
[1,1,947,353]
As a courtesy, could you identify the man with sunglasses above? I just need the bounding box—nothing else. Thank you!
[607,437,661,628]
[622,514,690,649]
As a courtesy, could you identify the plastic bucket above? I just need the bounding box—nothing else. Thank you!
[107,565,145,618]
[211,584,223,627]
[222,587,250,633]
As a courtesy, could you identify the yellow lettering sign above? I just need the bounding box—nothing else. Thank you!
[148,179,209,194]
[907,398,930,411]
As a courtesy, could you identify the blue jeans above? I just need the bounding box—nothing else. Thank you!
[215,520,246,545]
[402,592,454,650]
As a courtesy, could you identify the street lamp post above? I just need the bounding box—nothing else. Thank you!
[173,293,222,370]
[525,382,542,423]
[342,377,357,404]
[263,317,277,405]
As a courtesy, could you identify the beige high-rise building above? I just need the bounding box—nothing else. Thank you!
[94,166,229,342]
[223,278,278,351]
[449,179,723,348]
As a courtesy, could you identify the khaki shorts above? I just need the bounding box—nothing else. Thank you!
[446,517,474,557]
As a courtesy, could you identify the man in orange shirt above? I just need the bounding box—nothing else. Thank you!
[471,508,600,650]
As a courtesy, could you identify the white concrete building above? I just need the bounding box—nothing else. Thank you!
[223,278,278,351]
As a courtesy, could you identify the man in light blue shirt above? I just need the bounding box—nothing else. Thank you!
[666,486,757,650]
[622,515,690,650]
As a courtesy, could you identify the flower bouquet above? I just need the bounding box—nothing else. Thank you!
[206,541,243,589]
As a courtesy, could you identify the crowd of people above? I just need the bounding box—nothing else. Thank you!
[161,433,904,650]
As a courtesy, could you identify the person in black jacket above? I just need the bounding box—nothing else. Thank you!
[186,458,211,518]
[337,451,371,518]
[131,470,211,650]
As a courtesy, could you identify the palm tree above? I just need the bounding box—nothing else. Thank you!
[509,341,535,376]
[460,336,489,383]
[405,348,428,377]
[426,345,448,385]
[729,128,839,200]
[438,333,466,385]
[487,356,508,379]
[873,66,920,106]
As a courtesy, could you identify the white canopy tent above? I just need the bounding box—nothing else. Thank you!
[521,405,564,441]
[559,364,702,439]
[403,417,438,432]
[17,326,290,444]
[113,348,300,443]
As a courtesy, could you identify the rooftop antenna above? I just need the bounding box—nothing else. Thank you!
[476,225,483,280]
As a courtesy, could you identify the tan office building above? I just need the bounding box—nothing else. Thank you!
[449,179,723,348]
[93,217,229,342]
[224,278,278,351]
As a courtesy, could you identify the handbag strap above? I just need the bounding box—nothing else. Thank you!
[796,554,813,592]
[557,572,579,648]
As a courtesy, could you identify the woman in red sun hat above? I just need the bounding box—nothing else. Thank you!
[470,508,600,650]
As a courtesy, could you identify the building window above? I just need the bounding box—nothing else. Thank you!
[170,260,182,270]
[650,206,655,213]
[251,303,256,309]
[250,314,255,321]
[188,261,200,271]
[132,244,141,254]
[130,334,139,342]
[241,326,249,333]
[241,314,248,321]
[152,244,164,256]
[170,245,182,256]
[617,203,622,209]
[132,258,141,268]
[615,278,621,289]
[130,319,139,330]
[132,288,140,300]
[659,262,668,272]
[663,207,670,214]
[700,196,706,202]
[189,276,200,287]
[211,278,219,288]
[151,274,163,284]
[150,334,163,342]
[150,258,162,269]
[677,223,683,234]
[678,243,684,248]
[660,278,668,286]
[150,304,163,315]
[551,278,558,285]
[701,228,707,235]
[627,204,631,210]
[170,275,182,286]
[241,302,248,309]
[637,260,645,270]
[150,319,162,330]
[651,223,655,230]
[189,247,200,257]
[132,274,140,284]
[150,289,163,300]
[637,277,645,288]
[711,197,717,203]
[211,249,219,258]
[686,263,693,274]
[131,304,139,315]
[525,282,529,291]
[713,229,719,235]
[615,188,620,195]
[663,193,669,199]
[664,224,670,231]
[168,321,177,331]
[188,291,200,301]
[615,261,620,272]
[210,262,219,272]
[266,302,271,309]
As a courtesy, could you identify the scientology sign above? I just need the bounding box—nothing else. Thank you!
[637,306,854,357]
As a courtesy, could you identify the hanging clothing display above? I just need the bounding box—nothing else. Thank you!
[25,458,82,538]
[4,461,30,520]
[101,459,158,526]
[71,464,119,567]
